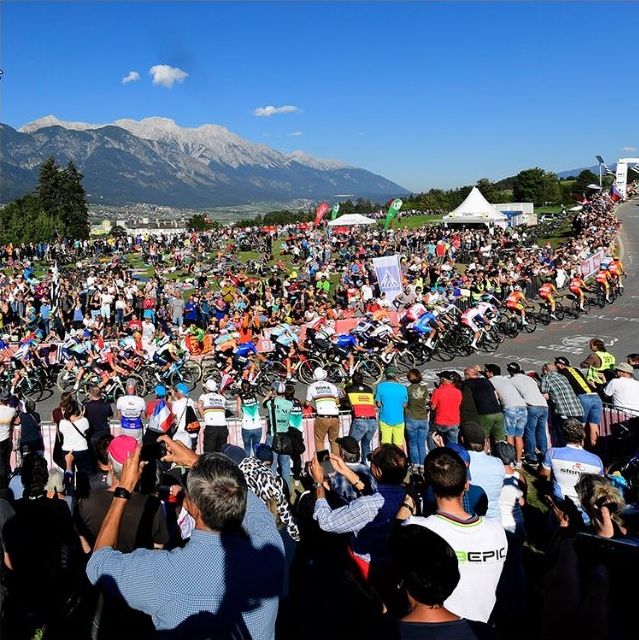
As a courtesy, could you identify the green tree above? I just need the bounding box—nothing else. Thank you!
[36,157,63,218]
[187,214,210,231]
[512,167,562,206]
[60,161,89,239]
[573,169,599,195]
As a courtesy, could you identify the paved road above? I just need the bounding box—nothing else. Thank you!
[35,198,639,416]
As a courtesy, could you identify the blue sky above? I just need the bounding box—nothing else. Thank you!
[2,1,638,192]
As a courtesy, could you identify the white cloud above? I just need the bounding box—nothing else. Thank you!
[121,71,141,85]
[622,146,637,152]
[149,65,189,88]
[254,105,300,117]
[288,130,303,137]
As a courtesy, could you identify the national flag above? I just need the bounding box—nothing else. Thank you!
[330,203,340,220]
[313,202,330,226]
[384,198,403,229]
[149,399,175,434]
[610,183,623,202]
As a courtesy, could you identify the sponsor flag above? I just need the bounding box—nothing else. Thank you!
[313,202,330,226]
[383,198,403,229]
[373,255,402,304]
[330,203,340,220]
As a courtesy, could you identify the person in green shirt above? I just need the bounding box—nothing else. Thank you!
[263,384,294,488]
[285,384,305,482]
[405,369,430,470]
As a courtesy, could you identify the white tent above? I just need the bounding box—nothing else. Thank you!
[327,213,376,226]
[442,187,508,227]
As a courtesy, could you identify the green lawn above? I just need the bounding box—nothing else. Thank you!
[540,214,574,248]
[394,214,445,229]
[535,205,564,215]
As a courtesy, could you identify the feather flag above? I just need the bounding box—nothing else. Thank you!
[330,203,340,220]
[313,202,330,226]
[384,199,403,229]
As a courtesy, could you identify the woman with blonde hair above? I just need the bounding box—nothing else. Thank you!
[575,473,627,538]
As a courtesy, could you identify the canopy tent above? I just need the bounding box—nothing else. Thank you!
[442,187,508,227]
[586,183,602,190]
[327,213,376,227]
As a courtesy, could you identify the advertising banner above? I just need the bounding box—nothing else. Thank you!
[373,254,403,303]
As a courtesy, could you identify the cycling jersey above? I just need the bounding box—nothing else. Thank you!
[198,392,227,427]
[476,302,496,317]
[506,291,525,307]
[539,283,556,298]
[595,270,609,285]
[235,342,258,358]
[411,312,437,335]
[369,324,394,340]
[404,303,427,323]
[569,277,585,290]
[275,330,298,347]
[334,333,358,351]
[116,394,146,432]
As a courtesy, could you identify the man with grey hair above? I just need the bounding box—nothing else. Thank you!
[116,378,146,442]
[86,437,285,638]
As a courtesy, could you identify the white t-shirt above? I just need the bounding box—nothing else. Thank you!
[603,377,639,413]
[59,417,90,452]
[172,397,197,434]
[406,513,507,623]
[306,381,340,416]
[499,471,525,536]
[0,405,16,442]
[198,392,227,427]
[116,394,146,430]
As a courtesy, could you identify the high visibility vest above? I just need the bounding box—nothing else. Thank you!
[586,351,616,386]
[566,367,594,394]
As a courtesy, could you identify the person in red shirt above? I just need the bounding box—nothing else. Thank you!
[429,371,462,446]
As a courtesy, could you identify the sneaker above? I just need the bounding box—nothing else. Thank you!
[550,313,557,319]
[514,461,523,469]
[521,320,529,326]
[523,455,538,466]
[470,341,478,349]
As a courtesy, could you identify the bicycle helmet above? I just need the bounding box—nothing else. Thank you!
[513,285,522,291]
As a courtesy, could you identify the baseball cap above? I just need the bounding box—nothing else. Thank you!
[221,444,246,465]
[437,371,454,381]
[336,436,360,456]
[554,356,570,366]
[616,362,634,374]
[459,421,485,447]
[175,382,189,395]
[384,365,399,378]
[107,435,138,464]
[506,362,522,375]
[255,443,274,463]
[154,384,167,397]
[204,379,218,392]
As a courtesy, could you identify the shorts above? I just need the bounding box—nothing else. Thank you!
[504,406,527,437]
[540,294,554,305]
[569,287,583,296]
[462,317,481,333]
[275,342,290,359]
[379,421,405,446]
[578,393,603,426]
[506,303,524,312]
[479,412,505,442]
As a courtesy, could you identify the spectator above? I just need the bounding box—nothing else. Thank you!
[59,398,92,477]
[539,419,604,519]
[328,436,376,504]
[485,364,527,467]
[236,379,263,457]
[540,363,584,435]
[375,366,409,447]
[580,338,616,390]
[400,447,507,623]
[306,367,341,454]
[554,356,603,448]
[83,385,114,449]
[344,371,378,464]
[85,441,285,638]
[0,389,17,498]
[198,378,229,453]
[603,362,639,414]
[115,378,146,443]
[459,421,505,521]
[404,368,430,468]
[16,398,44,456]
[172,382,198,450]
[264,383,294,486]
[463,366,505,446]
[390,524,497,639]
[429,371,461,448]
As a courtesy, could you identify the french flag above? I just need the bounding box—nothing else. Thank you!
[610,184,623,202]
[151,400,174,434]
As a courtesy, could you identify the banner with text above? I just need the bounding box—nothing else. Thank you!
[580,250,605,279]
[373,254,403,303]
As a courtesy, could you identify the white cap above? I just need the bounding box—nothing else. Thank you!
[313,367,327,381]
[204,378,218,392]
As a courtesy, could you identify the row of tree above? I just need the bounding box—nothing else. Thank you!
[0,157,89,244]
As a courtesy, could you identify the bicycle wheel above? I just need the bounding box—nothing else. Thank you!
[298,357,322,385]
[324,362,347,386]
[537,306,551,326]
[358,358,383,384]
[56,367,77,392]
[184,359,203,383]
[169,367,197,390]
[554,301,565,321]
[395,349,416,373]
[523,315,537,333]
[432,336,456,362]
[17,377,43,401]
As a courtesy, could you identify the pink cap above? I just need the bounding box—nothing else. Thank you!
[107,435,138,464]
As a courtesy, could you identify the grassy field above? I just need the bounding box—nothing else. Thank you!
[535,205,565,215]
[394,214,445,229]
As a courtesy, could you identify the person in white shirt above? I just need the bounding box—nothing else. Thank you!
[58,398,92,476]
[305,367,341,454]
[604,363,639,414]
[198,378,228,453]
[0,390,18,498]
[115,378,147,442]
[172,382,199,450]
[399,447,507,624]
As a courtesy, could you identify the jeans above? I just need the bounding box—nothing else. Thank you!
[276,453,292,488]
[428,424,459,450]
[0,439,12,500]
[524,405,549,459]
[578,393,603,426]
[349,417,378,463]
[242,427,262,457]
[405,416,429,466]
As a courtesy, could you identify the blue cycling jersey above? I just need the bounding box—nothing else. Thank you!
[235,342,258,357]
[413,313,436,334]
[335,333,357,349]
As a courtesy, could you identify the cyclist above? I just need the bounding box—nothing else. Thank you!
[232,335,266,382]
[460,304,486,350]
[608,256,625,292]
[407,309,441,351]
[538,277,558,319]
[505,285,528,326]
[595,265,611,303]
[568,271,589,311]
[330,331,368,376]
[153,334,182,378]
[271,322,302,381]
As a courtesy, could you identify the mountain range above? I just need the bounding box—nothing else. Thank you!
[0,116,408,208]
